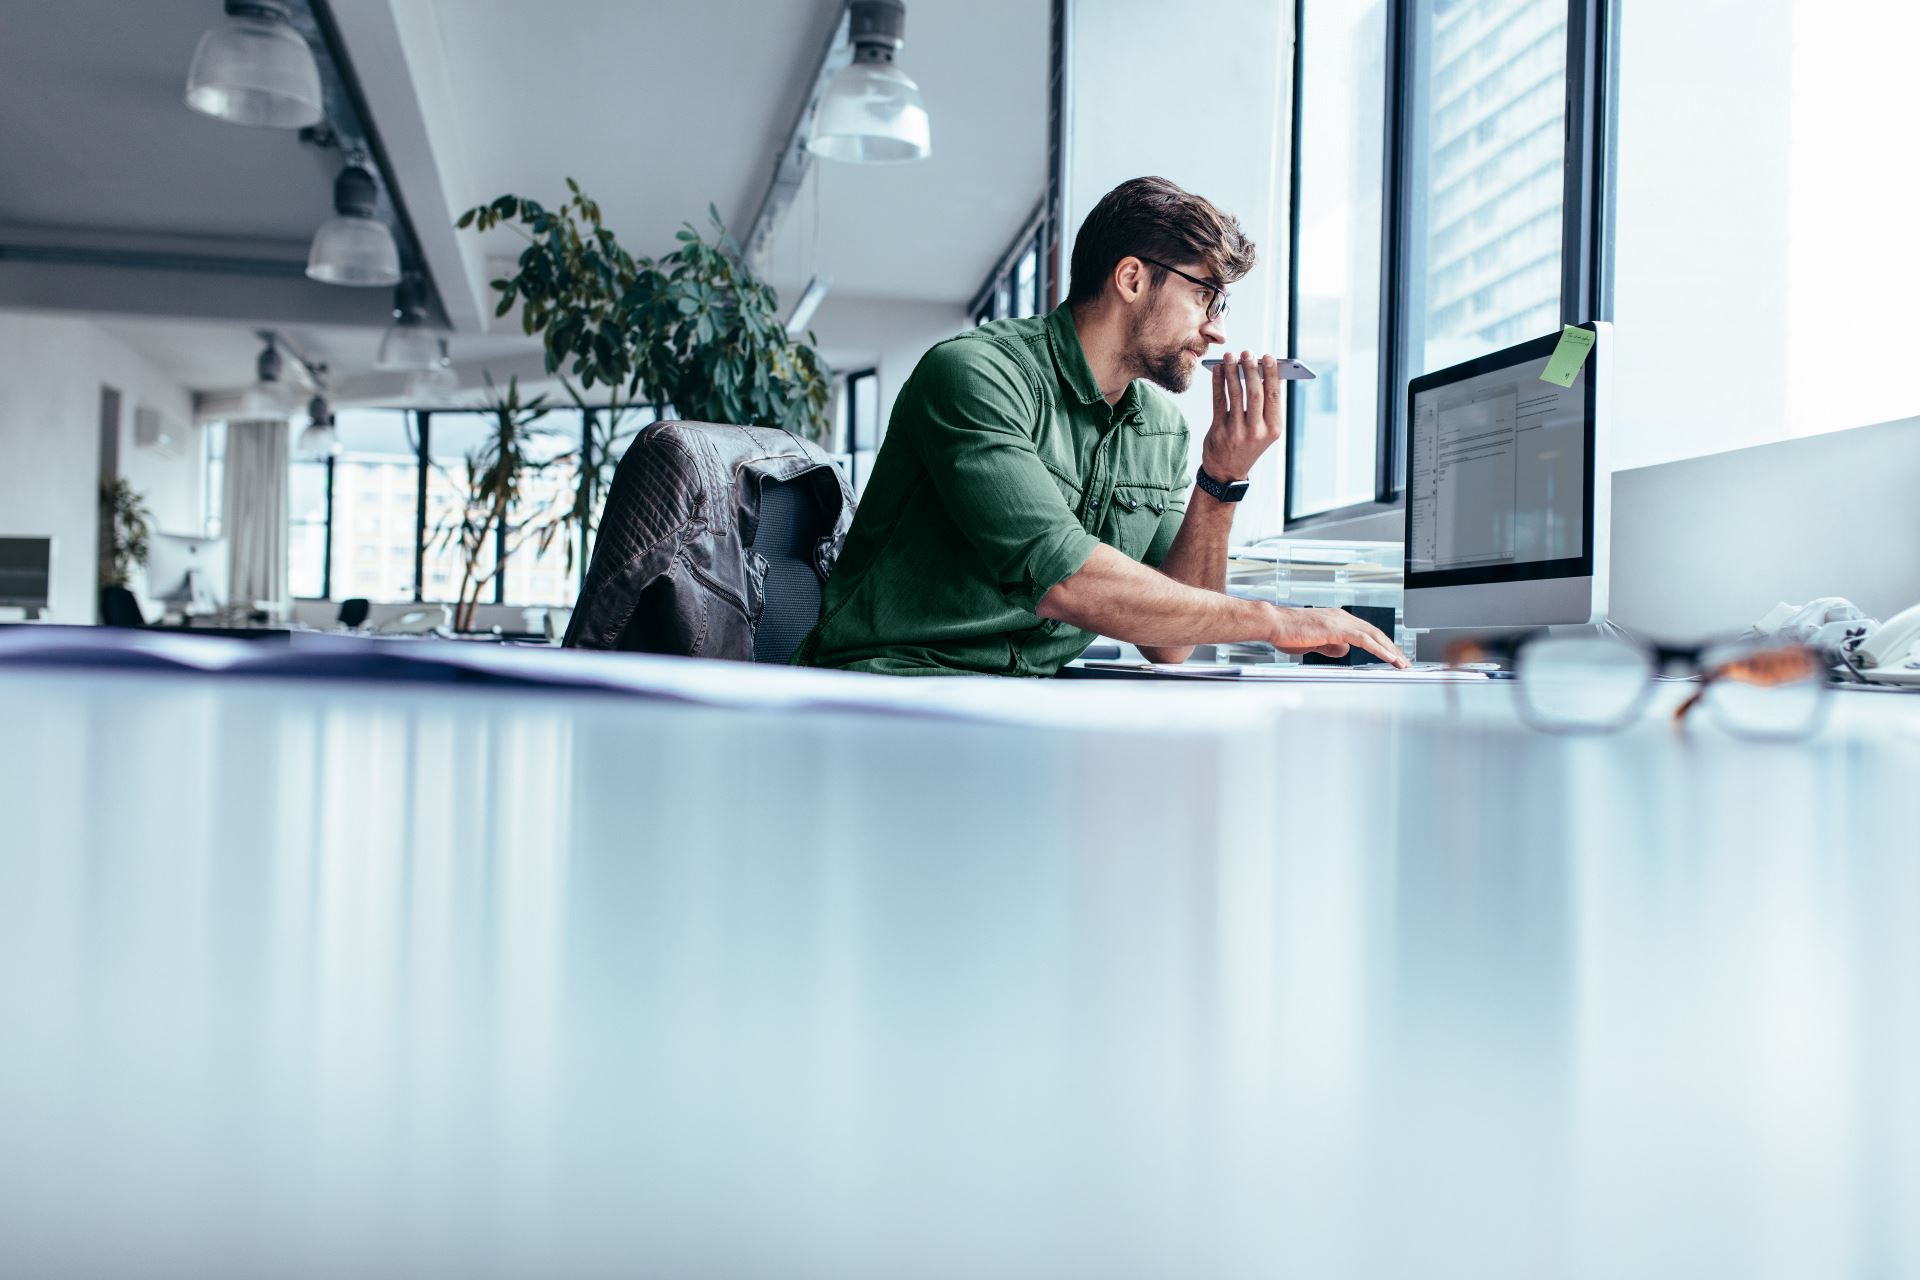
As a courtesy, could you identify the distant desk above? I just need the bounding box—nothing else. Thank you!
[0,657,1916,1276]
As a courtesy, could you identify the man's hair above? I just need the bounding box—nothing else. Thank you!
[1067,176,1255,308]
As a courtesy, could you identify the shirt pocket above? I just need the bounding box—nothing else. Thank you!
[1101,483,1171,561]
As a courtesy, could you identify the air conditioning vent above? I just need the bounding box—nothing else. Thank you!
[133,406,186,458]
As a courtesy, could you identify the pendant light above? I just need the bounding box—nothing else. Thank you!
[296,391,340,457]
[307,160,401,287]
[376,275,439,369]
[404,340,459,402]
[241,335,300,418]
[185,1,324,129]
[808,1,931,164]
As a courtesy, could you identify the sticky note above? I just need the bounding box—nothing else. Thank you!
[1539,324,1595,387]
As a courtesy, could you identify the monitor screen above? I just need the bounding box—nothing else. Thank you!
[1406,329,1595,585]
[0,537,53,609]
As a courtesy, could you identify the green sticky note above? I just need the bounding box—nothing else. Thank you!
[1540,324,1596,387]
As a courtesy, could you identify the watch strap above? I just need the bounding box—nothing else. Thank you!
[1195,465,1250,503]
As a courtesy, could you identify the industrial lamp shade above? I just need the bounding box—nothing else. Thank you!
[307,163,401,286]
[376,276,439,369]
[185,0,324,129]
[808,0,930,164]
[296,394,339,456]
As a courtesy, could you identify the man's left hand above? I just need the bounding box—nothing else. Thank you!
[1202,351,1284,483]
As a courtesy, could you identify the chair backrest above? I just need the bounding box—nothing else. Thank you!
[750,475,829,664]
[337,597,370,629]
[563,421,854,661]
[98,584,146,628]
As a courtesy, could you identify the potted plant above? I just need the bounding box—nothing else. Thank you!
[428,375,577,632]
[99,477,152,587]
[457,181,830,556]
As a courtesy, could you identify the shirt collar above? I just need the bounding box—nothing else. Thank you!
[1044,303,1107,406]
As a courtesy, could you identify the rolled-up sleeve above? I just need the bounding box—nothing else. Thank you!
[903,340,1100,613]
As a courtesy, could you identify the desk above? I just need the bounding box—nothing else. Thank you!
[1,661,1917,1277]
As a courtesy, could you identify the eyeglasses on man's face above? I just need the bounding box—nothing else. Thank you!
[1138,256,1228,322]
[1444,632,1830,739]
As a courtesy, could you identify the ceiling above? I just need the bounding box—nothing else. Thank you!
[0,0,1048,399]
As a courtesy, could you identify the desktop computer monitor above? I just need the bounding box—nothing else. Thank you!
[146,532,229,617]
[1403,321,1610,630]
[0,536,54,618]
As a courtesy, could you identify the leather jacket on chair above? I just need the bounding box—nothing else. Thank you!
[562,421,855,659]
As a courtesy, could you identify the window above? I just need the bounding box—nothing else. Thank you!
[843,369,879,453]
[284,402,663,615]
[328,410,422,603]
[1286,0,1602,526]
[971,208,1052,326]
[203,421,226,538]
[1610,0,1920,470]
[287,455,329,599]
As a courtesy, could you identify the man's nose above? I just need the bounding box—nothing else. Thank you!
[1199,315,1227,346]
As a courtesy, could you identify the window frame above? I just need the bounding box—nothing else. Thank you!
[289,401,663,614]
[1282,0,1616,531]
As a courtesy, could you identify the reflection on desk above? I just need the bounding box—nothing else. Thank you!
[0,664,1917,1277]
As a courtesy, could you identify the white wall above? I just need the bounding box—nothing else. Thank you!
[1610,413,1920,638]
[1061,0,1295,539]
[809,292,969,495]
[0,310,201,622]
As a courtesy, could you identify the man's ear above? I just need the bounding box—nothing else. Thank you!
[1112,255,1149,305]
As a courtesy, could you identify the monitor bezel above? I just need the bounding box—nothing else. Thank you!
[1402,323,1599,591]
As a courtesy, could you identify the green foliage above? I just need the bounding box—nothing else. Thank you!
[426,375,577,631]
[99,478,151,587]
[457,182,829,443]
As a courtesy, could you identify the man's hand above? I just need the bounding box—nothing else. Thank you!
[1202,350,1286,482]
[1268,605,1409,667]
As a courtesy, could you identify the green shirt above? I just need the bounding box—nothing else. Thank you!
[794,303,1191,677]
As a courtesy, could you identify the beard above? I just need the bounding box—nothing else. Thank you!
[1124,299,1200,393]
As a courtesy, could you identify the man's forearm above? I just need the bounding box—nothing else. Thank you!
[1154,486,1236,593]
[1036,543,1271,653]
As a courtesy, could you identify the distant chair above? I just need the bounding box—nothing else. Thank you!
[337,597,370,630]
[563,421,855,663]
[98,585,147,628]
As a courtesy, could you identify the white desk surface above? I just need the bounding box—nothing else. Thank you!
[1,661,1917,1278]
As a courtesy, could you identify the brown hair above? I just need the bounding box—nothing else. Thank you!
[1067,176,1255,307]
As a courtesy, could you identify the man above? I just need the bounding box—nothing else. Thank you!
[794,175,1408,676]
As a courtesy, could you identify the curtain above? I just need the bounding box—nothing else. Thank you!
[223,419,289,611]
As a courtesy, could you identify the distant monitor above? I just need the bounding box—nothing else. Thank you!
[146,532,229,616]
[1403,322,1611,630]
[0,537,54,618]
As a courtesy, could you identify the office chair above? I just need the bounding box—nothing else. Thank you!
[98,585,147,628]
[337,597,370,630]
[564,421,855,663]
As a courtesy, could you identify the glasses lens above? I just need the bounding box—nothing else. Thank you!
[1703,644,1828,739]
[1516,636,1653,731]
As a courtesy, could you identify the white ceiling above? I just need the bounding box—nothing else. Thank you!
[0,0,1048,397]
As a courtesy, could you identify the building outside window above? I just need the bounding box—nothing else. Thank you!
[1288,0,1574,523]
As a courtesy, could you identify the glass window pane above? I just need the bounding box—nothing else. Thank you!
[1612,0,1920,470]
[1406,0,1567,376]
[204,421,227,538]
[504,412,583,608]
[1290,0,1388,518]
[328,410,420,603]
[287,459,328,598]
[424,412,498,609]
[1015,245,1039,318]
[849,371,878,451]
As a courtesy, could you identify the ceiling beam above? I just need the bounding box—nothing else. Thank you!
[321,0,493,337]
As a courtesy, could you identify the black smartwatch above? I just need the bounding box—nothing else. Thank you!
[1195,465,1251,503]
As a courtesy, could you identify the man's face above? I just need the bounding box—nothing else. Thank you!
[1124,261,1228,393]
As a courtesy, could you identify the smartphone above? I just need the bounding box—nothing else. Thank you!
[1202,356,1316,380]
